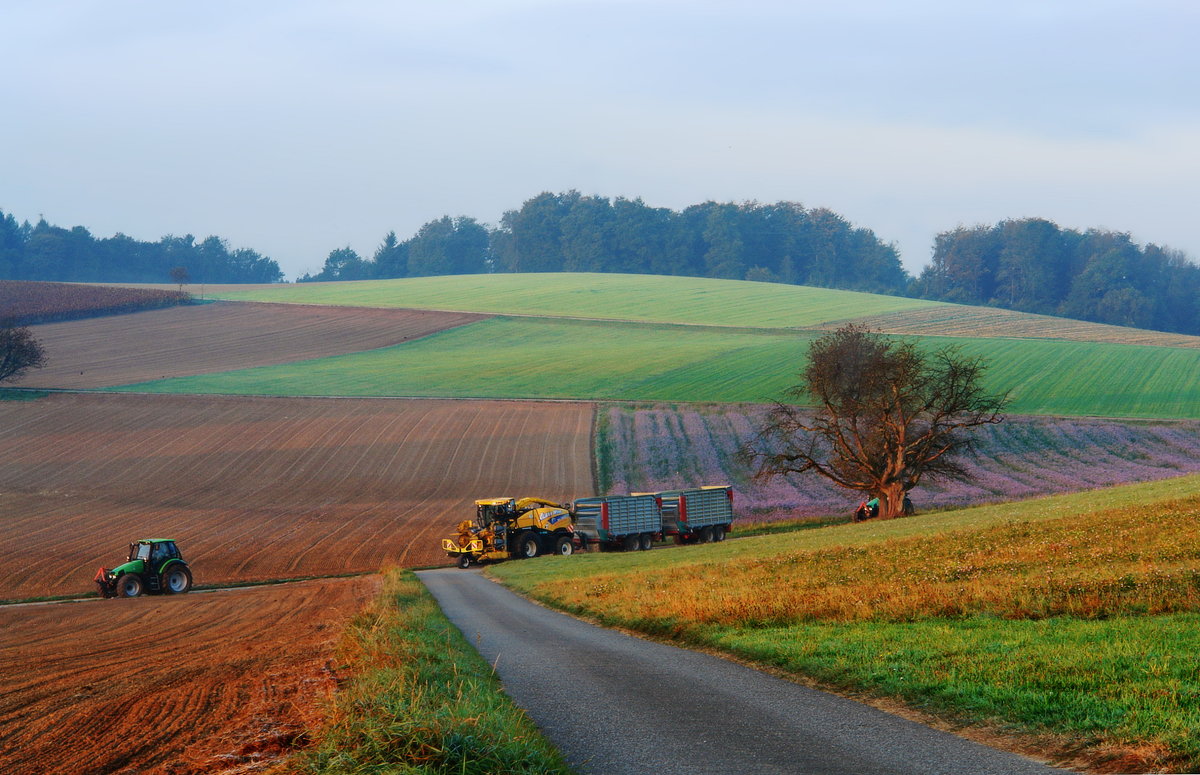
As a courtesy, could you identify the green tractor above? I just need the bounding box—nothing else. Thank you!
[94,539,193,598]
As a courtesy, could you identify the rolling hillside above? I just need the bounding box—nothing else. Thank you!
[204,273,943,328]
[205,273,1200,348]
[111,314,1200,419]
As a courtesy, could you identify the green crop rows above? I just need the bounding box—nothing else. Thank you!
[113,316,1200,418]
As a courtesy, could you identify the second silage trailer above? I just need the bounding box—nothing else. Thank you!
[655,485,735,543]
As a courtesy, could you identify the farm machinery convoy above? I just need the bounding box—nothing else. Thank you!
[89,488,731,597]
[442,486,735,567]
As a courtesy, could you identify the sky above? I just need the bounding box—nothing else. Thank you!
[2,0,1197,280]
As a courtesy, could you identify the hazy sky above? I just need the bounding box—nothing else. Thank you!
[3,1,1196,280]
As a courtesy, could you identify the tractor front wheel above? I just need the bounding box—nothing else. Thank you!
[517,533,540,559]
[117,573,144,598]
[163,566,192,594]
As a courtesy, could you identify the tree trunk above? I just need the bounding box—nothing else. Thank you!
[877,481,906,519]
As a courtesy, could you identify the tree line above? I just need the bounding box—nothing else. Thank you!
[6,198,1200,337]
[301,192,910,295]
[910,218,1200,335]
[0,210,283,285]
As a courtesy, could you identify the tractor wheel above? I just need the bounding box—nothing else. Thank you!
[162,566,192,594]
[457,554,472,569]
[554,534,574,556]
[117,573,144,598]
[622,534,640,552]
[638,533,654,551]
[517,533,540,559]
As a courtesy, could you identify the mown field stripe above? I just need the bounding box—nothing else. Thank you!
[206,272,943,328]
[108,316,1200,419]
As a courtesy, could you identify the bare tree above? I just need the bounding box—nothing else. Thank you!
[0,324,48,384]
[169,265,191,292]
[742,325,1008,519]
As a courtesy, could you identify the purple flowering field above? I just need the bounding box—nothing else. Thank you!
[600,405,1200,522]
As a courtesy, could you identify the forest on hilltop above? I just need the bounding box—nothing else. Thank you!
[912,218,1200,335]
[302,192,910,295]
[5,196,1200,336]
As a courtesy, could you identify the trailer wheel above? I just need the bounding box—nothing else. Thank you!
[517,533,540,559]
[162,566,192,594]
[712,525,727,542]
[622,534,640,552]
[554,535,574,556]
[699,526,714,543]
[117,573,143,598]
[638,533,653,551]
[457,554,472,569]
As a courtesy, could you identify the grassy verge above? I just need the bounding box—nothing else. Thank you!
[0,388,49,401]
[293,569,571,775]
[490,476,1200,772]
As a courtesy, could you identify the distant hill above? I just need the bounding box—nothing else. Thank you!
[118,274,1200,419]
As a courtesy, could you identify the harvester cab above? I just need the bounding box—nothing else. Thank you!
[94,538,193,598]
[442,496,578,568]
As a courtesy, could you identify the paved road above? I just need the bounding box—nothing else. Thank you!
[418,568,1065,775]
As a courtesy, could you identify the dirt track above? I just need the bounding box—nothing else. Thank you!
[0,576,378,775]
[0,392,595,600]
[14,301,485,389]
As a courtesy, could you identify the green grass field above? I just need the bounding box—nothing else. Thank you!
[207,273,943,328]
[490,474,1200,771]
[113,315,1200,418]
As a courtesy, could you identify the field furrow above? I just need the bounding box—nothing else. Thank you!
[0,393,595,600]
[0,577,377,775]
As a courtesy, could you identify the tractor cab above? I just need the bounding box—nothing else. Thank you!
[475,497,518,527]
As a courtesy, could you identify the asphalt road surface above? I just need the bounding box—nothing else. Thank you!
[418,568,1066,775]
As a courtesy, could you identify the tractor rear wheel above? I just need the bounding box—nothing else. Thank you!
[117,573,143,598]
[163,566,192,594]
[517,533,540,559]
[554,535,574,556]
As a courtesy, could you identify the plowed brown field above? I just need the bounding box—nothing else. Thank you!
[13,301,486,389]
[0,392,595,600]
[0,576,379,775]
